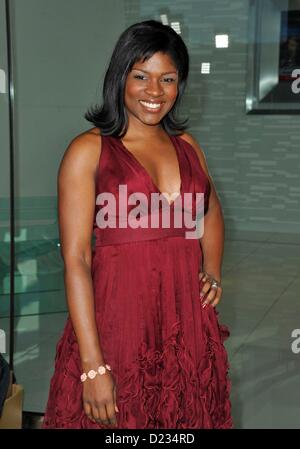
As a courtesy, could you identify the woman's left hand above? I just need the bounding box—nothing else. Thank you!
[199,271,222,308]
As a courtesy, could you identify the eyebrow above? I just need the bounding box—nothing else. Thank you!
[132,68,178,75]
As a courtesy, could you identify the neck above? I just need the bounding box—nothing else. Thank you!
[122,117,167,142]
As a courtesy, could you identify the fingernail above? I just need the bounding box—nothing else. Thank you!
[200,292,204,299]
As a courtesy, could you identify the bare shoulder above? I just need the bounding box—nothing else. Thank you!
[179,132,209,177]
[58,127,102,179]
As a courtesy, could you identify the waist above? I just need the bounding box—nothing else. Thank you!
[94,225,199,247]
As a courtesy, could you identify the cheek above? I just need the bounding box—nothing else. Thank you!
[168,85,178,102]
[125,81,142,100]
[167,81,178,94]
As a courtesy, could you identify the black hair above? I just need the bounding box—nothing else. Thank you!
[84,20,189,137]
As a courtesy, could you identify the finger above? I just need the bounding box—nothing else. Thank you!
[84,402,96,423]
[98,404,110,425]
[198,271,205,281]
[91,405,101,423]
[202,287,218,308]
[114,386,119,414]
[205,287,222,307]
[200,271,209,283]
[106,401,117,426]
[199,280,212,299]
[211,288,222,307]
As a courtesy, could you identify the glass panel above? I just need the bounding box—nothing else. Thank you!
[246,0,300,113]
[1,0,127,413]
[0,0,10,361]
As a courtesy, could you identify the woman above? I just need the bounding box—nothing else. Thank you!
[42,20,232,429]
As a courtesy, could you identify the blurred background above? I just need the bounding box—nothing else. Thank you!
[1,0,300,428]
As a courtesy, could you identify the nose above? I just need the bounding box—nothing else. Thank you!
[144,78,164,97]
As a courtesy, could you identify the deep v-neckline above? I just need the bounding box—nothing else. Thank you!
[117,134,183,207]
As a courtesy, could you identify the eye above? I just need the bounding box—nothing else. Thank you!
[162,77,176,83]
[133,74,146,80]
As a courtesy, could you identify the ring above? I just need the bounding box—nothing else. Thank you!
[211,279,220,289]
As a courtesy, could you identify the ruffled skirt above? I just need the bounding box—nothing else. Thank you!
[42,236,233,429]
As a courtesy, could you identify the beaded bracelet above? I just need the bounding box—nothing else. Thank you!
[80,364,112,382]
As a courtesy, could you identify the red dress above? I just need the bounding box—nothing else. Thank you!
[42,134,233,429]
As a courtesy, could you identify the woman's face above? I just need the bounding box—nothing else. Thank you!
[124,51,179,129]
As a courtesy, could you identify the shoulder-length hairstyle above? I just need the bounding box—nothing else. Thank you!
[84,20,189,137]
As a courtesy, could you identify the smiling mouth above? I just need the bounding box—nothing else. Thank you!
[139,100,164,111]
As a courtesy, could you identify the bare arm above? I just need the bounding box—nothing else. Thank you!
[58,131,104,367]
[181,132,225,307]
[57,130,118,425]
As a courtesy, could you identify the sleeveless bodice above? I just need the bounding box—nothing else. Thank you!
[93,134,211,247]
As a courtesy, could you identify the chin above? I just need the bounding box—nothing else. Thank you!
[141,117,163,126]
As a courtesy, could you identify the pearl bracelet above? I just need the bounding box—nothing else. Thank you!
[80,364,112,382]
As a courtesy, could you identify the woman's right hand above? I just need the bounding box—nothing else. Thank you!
[82,371,119,426]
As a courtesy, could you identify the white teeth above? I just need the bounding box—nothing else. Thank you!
[140,101,162,109]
